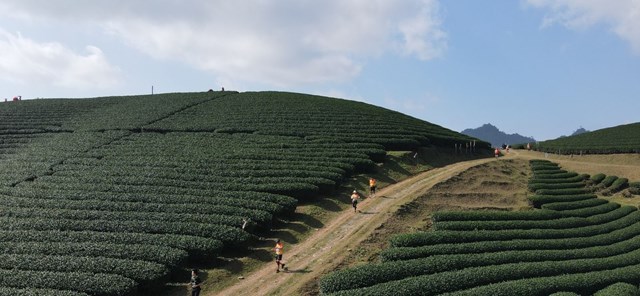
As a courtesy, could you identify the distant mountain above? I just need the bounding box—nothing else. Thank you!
[555,127,590,139]
[461,123,536,148]
[571,127,589,136]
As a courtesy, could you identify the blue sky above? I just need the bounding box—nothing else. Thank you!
[1,1,638,140]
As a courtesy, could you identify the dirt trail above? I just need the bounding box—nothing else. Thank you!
[213,157,494,296]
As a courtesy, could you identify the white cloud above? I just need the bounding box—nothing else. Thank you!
[0,29,121,90]
[0,0,446,87]
[398,0,447,60]
[527,0,640,53]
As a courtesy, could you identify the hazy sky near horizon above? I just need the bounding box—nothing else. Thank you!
[1,0,638,141]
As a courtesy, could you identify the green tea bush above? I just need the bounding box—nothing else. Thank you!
[541,198,608,211]
[591,173,607,185]
[528,182,585,192]
[0,269,137,296]
[321,233,640,294]
[600,175,620,188]
[390,210,640,247]
[382,209,639,261]
[536,188,591,195]
[593,282,639,296]
[325,249,640,296]
[0,241,187,266]
[609,178,629,193]
[528,194,596,208]
[0,288,90,296]
[440,263,640,296]
[0,230,222,259]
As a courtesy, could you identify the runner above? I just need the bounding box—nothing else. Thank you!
[494,148,500,158]
[350,190,360,213]
[369,178,377,197]
[274,239,286,273]
[190,269,202,296]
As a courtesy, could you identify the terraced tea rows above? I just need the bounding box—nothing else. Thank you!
[535,122,640,154]
[146,91,478,149]
[320,159,640,295]
[0,92,487,295]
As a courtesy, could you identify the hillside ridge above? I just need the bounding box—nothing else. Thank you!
[0,91,488,295]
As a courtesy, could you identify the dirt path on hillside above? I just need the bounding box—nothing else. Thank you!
[211,157,494,296]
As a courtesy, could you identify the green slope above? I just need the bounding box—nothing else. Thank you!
[536,122,640,154]
[0,91,487,295]
[320,160,640,296]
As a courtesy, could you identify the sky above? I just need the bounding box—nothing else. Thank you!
[0,0,639,141]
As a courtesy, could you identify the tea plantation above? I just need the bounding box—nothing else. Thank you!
[320,159,640,296]
[0,91,485,295]
[535,122,640,154]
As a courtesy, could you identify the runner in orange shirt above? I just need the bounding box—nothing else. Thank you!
[369,178,377,197]
[273,239,286,273]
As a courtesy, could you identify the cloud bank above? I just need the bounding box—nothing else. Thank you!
[0,29,120,91]
[527,0,640,53]
[0,0,447,88]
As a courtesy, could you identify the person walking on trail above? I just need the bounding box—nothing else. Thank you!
[351,190,360,213]
[369,178,377,197]
[190,269,202,296]
[494,148,499,158]
[274,239,286,273]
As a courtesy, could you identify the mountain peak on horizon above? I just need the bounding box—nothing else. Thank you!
[478,123,500,131]
[571,127,589,136]
[462,123,535,148]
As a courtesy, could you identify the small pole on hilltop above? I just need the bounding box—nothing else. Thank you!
[151,85,154,95]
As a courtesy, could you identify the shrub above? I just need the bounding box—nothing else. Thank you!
[440,263,640,296]
[528,175,585,184]
[593,282,639,296]
[0,288,90,296]
[0,241,188,266]
[600,175,619,188]
[325,248,640,296]
[432,209,563,222]
[528,194,596,208]
[0,254,168,287]
[591,173,606,184]
[541,198,608,211]
[536,188,591,195]
[0,269,137,296]
[533,172,579,179]
[528,182,585,192]
[382,209,639,261]
[609,178,629,193]
[434,205,630,231]
[321,232,640,294]
[0,230,222,258]
[390,210,640,248]
[560,202,621,217]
